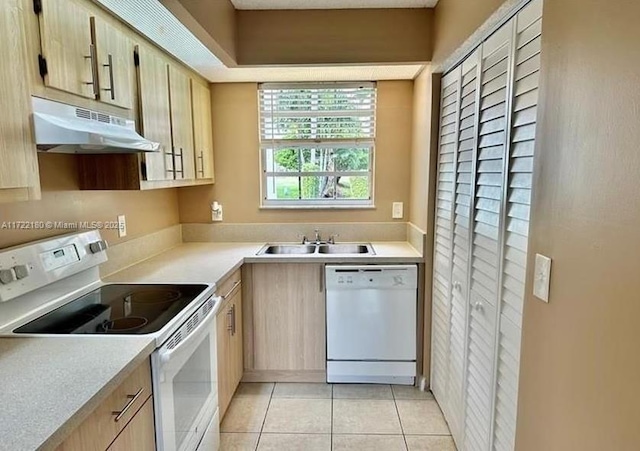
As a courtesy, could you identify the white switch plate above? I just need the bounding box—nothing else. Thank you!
[117,215,127,238]
[392,202,404,219]
[533,253,552,302]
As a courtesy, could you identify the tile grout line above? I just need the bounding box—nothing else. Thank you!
[254,383,276,451]
[330,383,334,451]
[392,386,410,451]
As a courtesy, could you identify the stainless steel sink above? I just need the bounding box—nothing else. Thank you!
[317,244,374,255]
[260,244,317,255]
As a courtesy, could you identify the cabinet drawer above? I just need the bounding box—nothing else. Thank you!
[57,359,152,451]
[217,269,242,306]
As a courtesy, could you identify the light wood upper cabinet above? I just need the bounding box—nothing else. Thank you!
[216,270,243,419]
[0,0,40,203]
[136,44,173,182]
[37,0,95,99]
[168,65,196,180]
[191,80,214,180]
[245,264,326,379]
[91,16,133,109]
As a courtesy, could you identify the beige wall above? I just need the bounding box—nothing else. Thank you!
[0,154,180,249]
[515,0,640,449]
[432,0,507,66]
[237,9,433,65]
[178,81,413,224]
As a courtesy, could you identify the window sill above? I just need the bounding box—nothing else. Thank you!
[259,204,376,211]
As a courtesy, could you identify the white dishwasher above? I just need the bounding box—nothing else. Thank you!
[326,265,418,385]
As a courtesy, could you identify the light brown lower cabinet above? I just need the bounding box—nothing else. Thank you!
[106,397,155,451]
[243,264,326,382]
[216,270,244,419]
[56,359,154,451]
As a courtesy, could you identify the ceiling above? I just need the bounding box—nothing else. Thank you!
[230,0,438,10]
[207,65,425,83]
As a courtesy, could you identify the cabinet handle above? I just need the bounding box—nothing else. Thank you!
[473,301,484,312]
[102,53,115,100]
[175,148,184,178]
[231,304,236,336]
[112,387,144,422]
[227,307,233,332]
[319,266,324,293]
[166,148,176,178]
[83,44,98,97]
[222,280,241,300]
[198,151,205,177]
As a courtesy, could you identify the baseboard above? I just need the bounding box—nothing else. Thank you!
[242,370,327,383]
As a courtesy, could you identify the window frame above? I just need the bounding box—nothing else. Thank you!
[258,82,377,209]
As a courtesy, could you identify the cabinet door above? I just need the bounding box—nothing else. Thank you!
[491,2,542,450]
[38,0,95,99]
[464,18,514,451]
[136,45,173,181]
[92,17,133,109]
[191,80,214,179]
[107,398,155,451]
[216,299,233,418]
[230,289,244,391]
[430,67,460,410]
[0,0,39,201]
[168,65,196,180]
[251,264,325,372]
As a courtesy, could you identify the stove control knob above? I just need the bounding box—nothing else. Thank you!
[13,264,31,280]
[89,240,109,254]
[0,269,17,285]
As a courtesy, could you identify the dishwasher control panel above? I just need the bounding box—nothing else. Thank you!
[326,265,417,290]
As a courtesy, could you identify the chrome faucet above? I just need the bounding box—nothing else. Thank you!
[314,229,322,244]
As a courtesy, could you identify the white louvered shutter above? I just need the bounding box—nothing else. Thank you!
[491,1,542,450]
[464,18,514,451]
[430,68,461,405]
[447,48,481,441]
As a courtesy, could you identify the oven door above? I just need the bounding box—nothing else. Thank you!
[152,296,219,451]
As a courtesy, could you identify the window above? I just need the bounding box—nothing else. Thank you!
[259,82,376,207]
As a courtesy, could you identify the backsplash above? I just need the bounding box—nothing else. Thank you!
[182,222,410,244]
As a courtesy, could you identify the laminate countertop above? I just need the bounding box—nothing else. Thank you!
[0,241,421,450]
[105,241,423,286]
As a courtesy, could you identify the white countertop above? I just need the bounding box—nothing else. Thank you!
[0,240,421,450]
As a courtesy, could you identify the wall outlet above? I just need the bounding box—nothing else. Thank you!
[117,215,127,238]
[533,253,552,302]
[211,202,223,222]
[392,202,404,219]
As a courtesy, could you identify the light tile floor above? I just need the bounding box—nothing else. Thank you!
[220,383,457,451]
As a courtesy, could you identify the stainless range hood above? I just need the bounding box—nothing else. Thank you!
[32,97,160,154]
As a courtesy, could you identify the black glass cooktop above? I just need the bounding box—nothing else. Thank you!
[14,284,208,335]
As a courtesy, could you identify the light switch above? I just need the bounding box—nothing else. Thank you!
[392,202,404,219]
[533,254,552,302]
[117,215,127,238]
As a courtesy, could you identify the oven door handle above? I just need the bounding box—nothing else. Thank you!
[159,295,221,364]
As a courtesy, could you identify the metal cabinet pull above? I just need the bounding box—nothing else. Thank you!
[231,304,236,336]
[197,151,205,177]
[319,265,324,293]
[102,53,115,100]
[112,387,144,422]
[165,148,176,178]
[222,280,241,300]
[83,44,98,97]
[226,307,233,332]
[175,148,184,178]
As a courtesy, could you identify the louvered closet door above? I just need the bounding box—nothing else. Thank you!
[430,68,461,405]
[491,1,543,450]
[464,18,515,451]
[447,48,481,441]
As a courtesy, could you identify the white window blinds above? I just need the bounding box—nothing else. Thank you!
[258,83,376,206]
